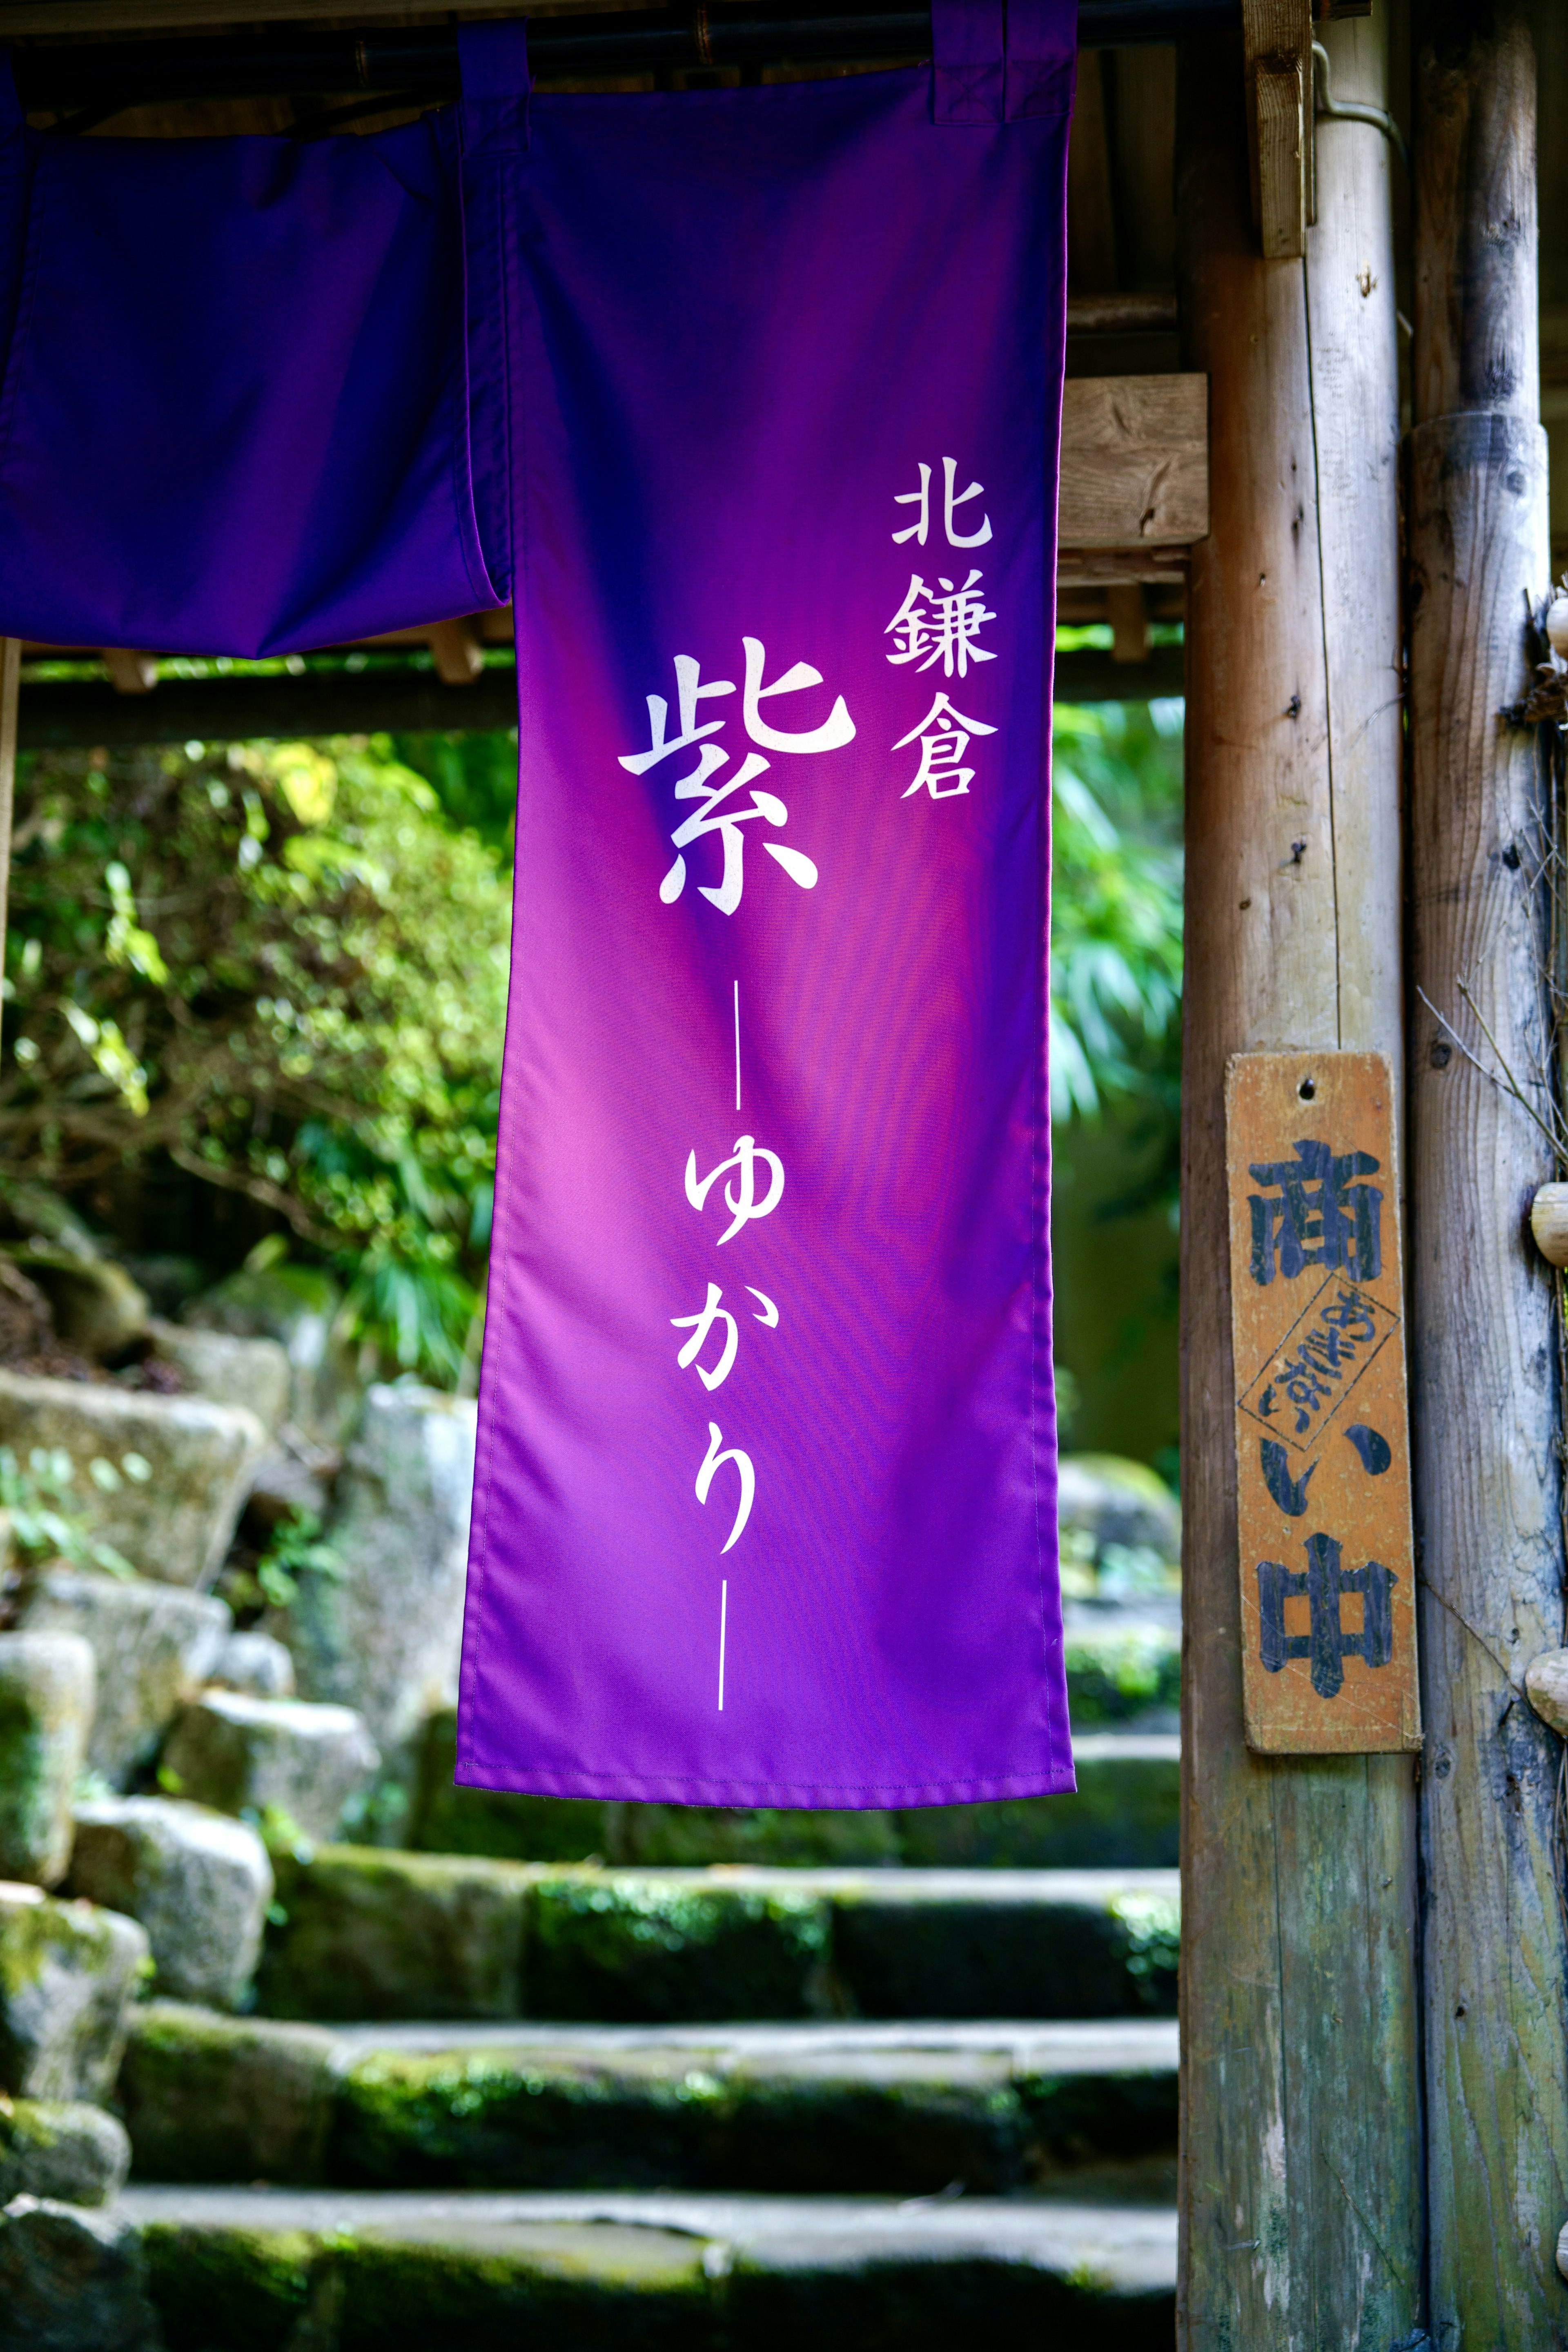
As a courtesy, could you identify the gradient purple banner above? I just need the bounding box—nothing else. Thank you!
[457,12,1078,1808]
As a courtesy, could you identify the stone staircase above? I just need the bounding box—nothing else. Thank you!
[0,1424,1183,2347]
[88,1725,1180,2348]
[122,2185,1178,2349]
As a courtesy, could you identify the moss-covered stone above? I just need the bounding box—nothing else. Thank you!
[417,1784,619,1865]
[258,1849,1177,2028]
[334,2047,728,2190]
[119,2188,1176,2350]
[140,2222,321,2352]
[123,2011,1181,2202]
[0,1631,94,1886]
[829,1878,1178,2021]
[618,1806,900,1868]
[162,1690,381,1844]
[17,1568,229,1790]
[277,1385,475,1759]
[528,1873,830,2022]
[332,2045,1037,2196]
[0,1881,149,2100]
[327,2225,713,2352]
[0,2195,162,2352]
[138,2211,717,2352]
[148,1322,292,1436]
[118,2002,339,2184]
[894,1740,1178,1870]
[0,2095,129,2205]
[68,1796,273,2010]
[258,1846,529,2022]
[183,1261,360,1448]
[725,2250,1174,2352]
[413,1717,617,1864]
[719,2059,1030,2195]
[1018,2061,1180,2170]
[0,1365,266,1586]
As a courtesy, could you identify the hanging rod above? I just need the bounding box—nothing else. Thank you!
[10,0,1242,114]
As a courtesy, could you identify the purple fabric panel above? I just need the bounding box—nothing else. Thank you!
[1006,0,1079,120]
[457,66,1073,1809]
[0,80,500,652]
[0,67,32,466]
[931,0,1005,124]
[458,18,531,140]
[457,22,531,637]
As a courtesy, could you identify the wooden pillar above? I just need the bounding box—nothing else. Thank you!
[1177,17,1421,2347]
[0,640,18,1054]
[1407,9,1568,2340]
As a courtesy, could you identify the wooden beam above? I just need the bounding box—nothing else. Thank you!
[0,0,1237,46]
[17,664,526,746]
[1177,10,1419,2344]
[1407,7,1568,2339]
[1067,49,1119,296]
[0,0,811,32]
[1057,375,1208,551]
[1106,583,1150,664]
[1066,292,1178,336]
[1108,46,1179,297]
[1058,581,1186,626]
[427,617,485,686]
[1242,0,1311,257]
[0,641,18,1056]
[14,644,1187,748]
[100,646,158,694]
[1057,550,1189,587]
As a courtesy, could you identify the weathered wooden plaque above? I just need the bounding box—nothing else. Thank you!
[1225,1051,1421,1753]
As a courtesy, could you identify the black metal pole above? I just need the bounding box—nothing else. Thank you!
[11,0,1241,116]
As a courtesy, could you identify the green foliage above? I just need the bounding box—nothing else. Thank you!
[0,1442,145,1576]
[253,1508,345,1611]
[1050,699,1183,1124]
[1110,1888,1182,2008]
[390,730,519,857]
[1063,1622,1181,1726]
[3,736,511,1383]
[220,1502,347,1620]
[3,698,1179,1385]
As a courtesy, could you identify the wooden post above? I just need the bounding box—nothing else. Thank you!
[0,639,19,1054]
[1407,8,1568,2339]
[1177,15,1421,2346]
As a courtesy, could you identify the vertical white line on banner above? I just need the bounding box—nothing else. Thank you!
[718,1579,728,1711]
[733,981,742,1111]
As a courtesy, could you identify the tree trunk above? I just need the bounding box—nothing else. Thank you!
[1408,8,1568,2341]
[1177,17,1421,2345]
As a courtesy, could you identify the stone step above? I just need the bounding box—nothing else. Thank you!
[121,2004,1178,2198]
[256,1852,1180,2025]
[414,1713,1179,1871]
[120,2183,1176,2350]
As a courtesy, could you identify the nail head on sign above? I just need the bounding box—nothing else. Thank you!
[1298,1076,1316,1101]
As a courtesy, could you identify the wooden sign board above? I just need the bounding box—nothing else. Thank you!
[1225,1051,1421,1754]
